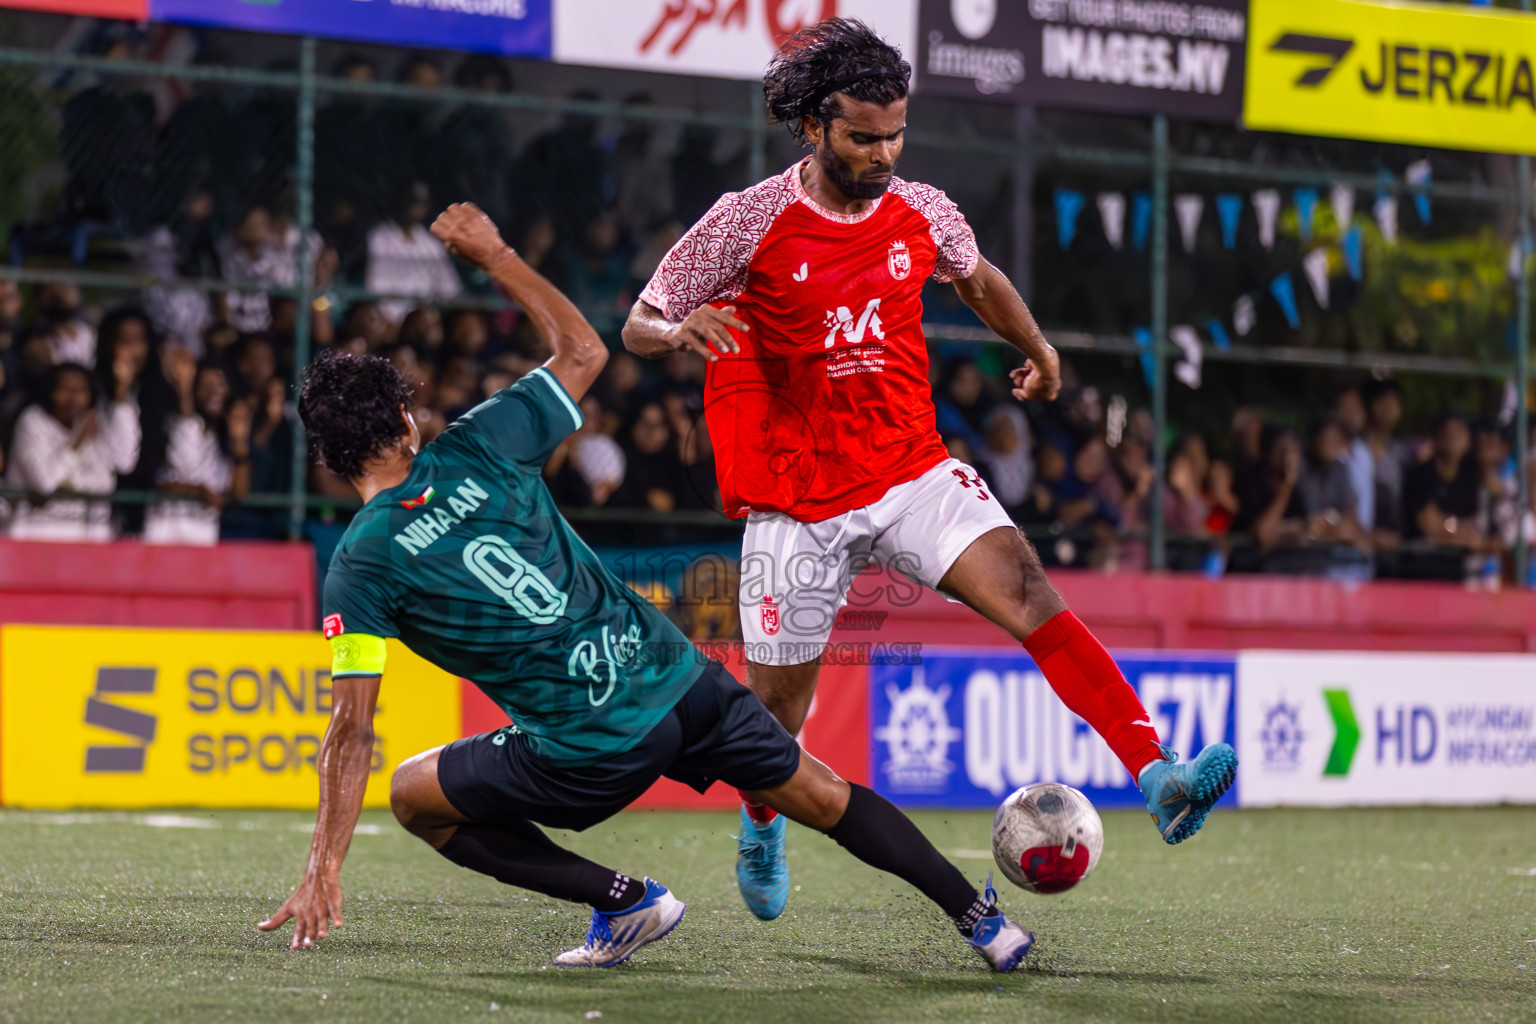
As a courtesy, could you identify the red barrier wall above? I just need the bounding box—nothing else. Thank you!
[858,569,1536,653]
[0,539,316,630]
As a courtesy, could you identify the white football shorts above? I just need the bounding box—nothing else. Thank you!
[737,457,1016,666]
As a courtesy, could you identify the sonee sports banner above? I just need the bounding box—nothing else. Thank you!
[917,0,1248,121]
[0,625,460,809]
[1244,0,1536,156]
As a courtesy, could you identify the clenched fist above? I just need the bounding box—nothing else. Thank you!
[431,202,511,271]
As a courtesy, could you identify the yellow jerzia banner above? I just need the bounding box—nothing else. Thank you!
[0,626,460,809]
[1245,0,1536,155]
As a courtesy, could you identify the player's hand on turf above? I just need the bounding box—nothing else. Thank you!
[431,202,509,270]
[1009,344,1060,402]
[669,304,747,362]
[259,872,343,950]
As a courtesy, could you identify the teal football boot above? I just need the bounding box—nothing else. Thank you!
[1139,743,1237,844]
[735,806,790,920]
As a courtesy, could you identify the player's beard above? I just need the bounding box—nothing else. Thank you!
[815,142,893,201]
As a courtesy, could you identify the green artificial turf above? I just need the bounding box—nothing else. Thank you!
[0,806,1532,1023]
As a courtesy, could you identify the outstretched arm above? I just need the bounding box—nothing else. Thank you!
[952,257,1061,403]
[431,203,608,403]
[258,674,379,949]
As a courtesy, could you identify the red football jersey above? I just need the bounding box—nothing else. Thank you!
[641,159,979,522]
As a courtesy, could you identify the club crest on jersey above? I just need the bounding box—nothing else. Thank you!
[887,239,912,281]
[761,594,781,636]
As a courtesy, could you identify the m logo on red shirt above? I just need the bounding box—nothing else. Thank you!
[323,614,345,639]
[888,239,912,281]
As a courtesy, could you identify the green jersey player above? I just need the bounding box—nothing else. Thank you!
[259,203,1034,971]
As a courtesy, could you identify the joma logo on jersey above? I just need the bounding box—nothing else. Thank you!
[823,298,885,349]
[393,478,491,556]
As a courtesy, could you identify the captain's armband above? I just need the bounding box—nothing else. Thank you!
[330,633,387,678]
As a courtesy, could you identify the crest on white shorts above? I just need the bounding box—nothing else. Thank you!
[760,594,781,636]
[887,240,911,281]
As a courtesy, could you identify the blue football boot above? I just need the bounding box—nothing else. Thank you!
[552,878,686,967]
[965,887,1034,973]
[1139,742,1238,844]
[735,806,790,920]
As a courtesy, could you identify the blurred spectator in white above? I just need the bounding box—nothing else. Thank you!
[1333,386,1373,531]
[1402,414,1482,550]
[138,225,213,355]
[1296,420,1368,550]
[91,309,152,480]
[1364,379,1407,544]
[1474,423,1530,550]
[367,181,462,324]
[6,362,130,541]
[569,393,625,506]
[978,407,1033,514]
[143,349,250,545]
[219,205,286,334]
[35,282,96,368]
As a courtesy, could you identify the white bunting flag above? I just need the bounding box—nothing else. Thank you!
[1170,324,1203,389]
[1303,248,1331,309]
[1233,294,1257,336]
[1330,183,1354,232]
[1252,190,1280,250]
[1510,238,1526,281]
[1175,194,1204,252]
[1374,194,1399,244]
[1097,192,1126,250]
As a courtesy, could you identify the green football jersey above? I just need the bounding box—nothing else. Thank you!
[321,367,704,766]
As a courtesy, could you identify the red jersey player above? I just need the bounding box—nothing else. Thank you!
[623,18,1235,921]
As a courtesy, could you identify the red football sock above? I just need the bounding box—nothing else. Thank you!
[738,790,778,825]
[1023,611,1165,781]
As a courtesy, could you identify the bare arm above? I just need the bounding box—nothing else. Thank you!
[951,257,1061,402]
[622,298,746,363]
[258,675,380,949]
[430,204,608,403]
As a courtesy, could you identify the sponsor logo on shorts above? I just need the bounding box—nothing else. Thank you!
[760,594,781,636]
[322,614,345,639]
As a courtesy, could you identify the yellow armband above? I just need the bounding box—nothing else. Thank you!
[330,633,387,677]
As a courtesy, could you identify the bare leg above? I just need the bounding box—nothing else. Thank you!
[936,525,1065,639]
[389,746,469,848]
[938,526,1163,780]
[744,655,824,736]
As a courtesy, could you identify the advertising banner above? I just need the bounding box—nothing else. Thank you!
[1237,651,1536,807]
[149,0,552,59]
[553,0,918,82]
[1245,0,1536,156]
[0,625,460,809]
[870,649,1236,809]
[0,0,144,16]
[917,0,1247,119]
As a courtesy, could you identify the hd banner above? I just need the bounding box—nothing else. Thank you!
[0,626,460,809]
[0,0,144,15]
[1245,0,1536,156]
[553,0,918,82]
[917,0,1247,120]
[870,649,1237,809]
[149,0,552,58]
[1236,651,1536,807]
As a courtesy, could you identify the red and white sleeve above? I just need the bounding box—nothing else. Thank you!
[893,180,980,283]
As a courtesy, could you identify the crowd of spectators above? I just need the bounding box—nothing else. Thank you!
[932,357,1534,583]
[1,36,1529,583]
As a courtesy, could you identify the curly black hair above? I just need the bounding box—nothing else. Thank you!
[763,17,910,144]
[298,352,414,480]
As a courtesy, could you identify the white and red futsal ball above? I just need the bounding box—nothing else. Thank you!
[991,782,1104,895]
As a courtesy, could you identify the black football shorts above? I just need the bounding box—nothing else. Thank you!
[436,659,801,831]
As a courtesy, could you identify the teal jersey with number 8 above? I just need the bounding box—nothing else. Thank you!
[321,368,704,766]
